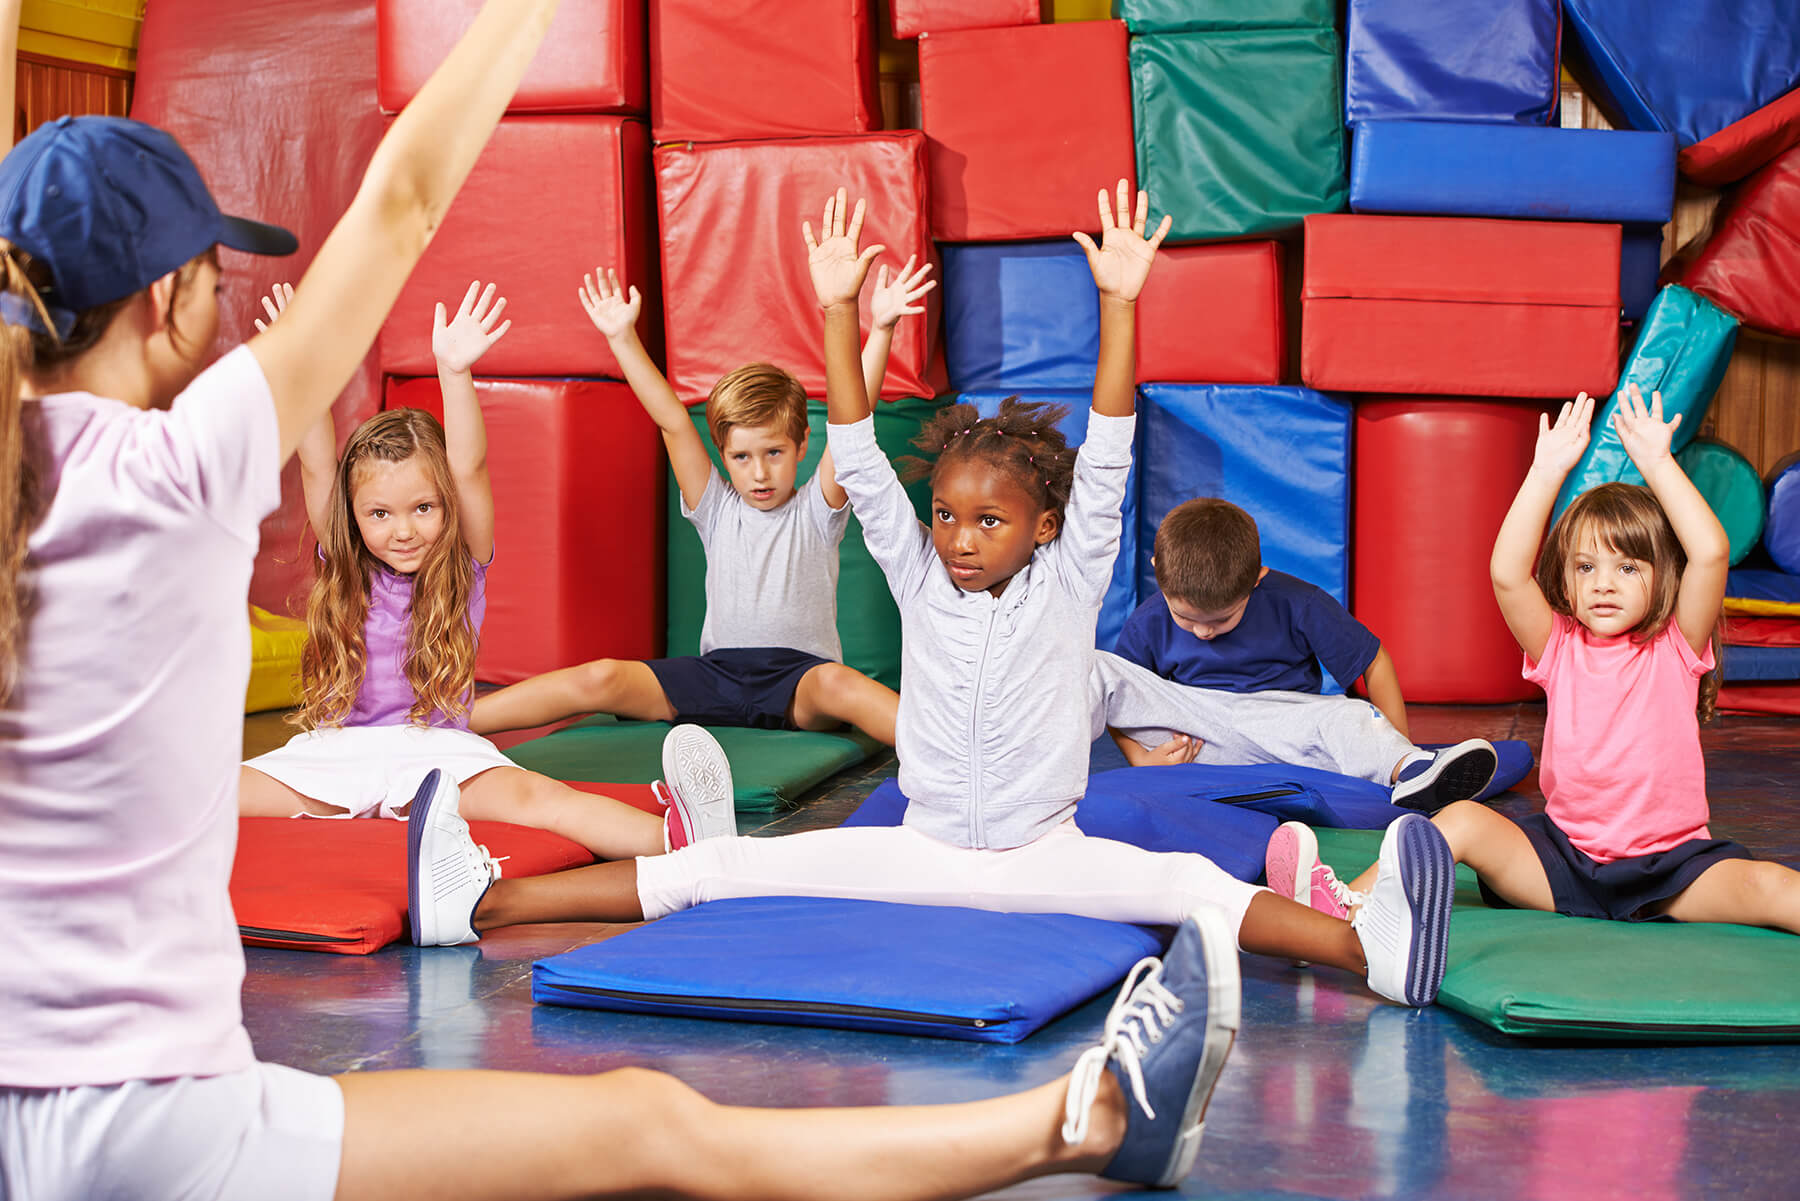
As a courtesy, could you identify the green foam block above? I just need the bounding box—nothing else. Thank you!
[1677,438,1766,565]
[1314,828,1800,1043]
[1113,0,1333,34]
[504,716,882,815]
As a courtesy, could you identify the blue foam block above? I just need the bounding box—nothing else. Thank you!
[958,390,1137,650]
[1621,226,1664,322]
[533,896,1164,1043]
[942,241,1097,392]
[1767,459,1800,578]
[1727,567,1800,606]
[1562,0,1800,147]
[1424,739,1534,803]
[1349,122,1677,224]
[1723,645,1800,683]
[1344,0,1560,126]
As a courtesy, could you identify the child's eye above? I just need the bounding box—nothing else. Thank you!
[979,515,1001,528]
[370,509,387,520]
[1621,563,1638,574]
[768,449,782,459]
[1575,562,1592,573]
[417,503,433,515]
[934,508,952,523]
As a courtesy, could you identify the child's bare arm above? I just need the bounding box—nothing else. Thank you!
[578,268,715,509]
[805,189,883,429]
[1493,393,1593,662]
[1612,383,1729,655]
[254,283,335,543]
[433,280,511,564]
[1360,646,1410,741]
[1073,181,1170,419]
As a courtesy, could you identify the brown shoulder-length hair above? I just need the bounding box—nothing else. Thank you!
[1536,482,1721,723]
[294,408,477,730]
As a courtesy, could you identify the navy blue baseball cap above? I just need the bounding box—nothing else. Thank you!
[0,115,296,331]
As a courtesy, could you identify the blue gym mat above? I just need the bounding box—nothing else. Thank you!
[1344,0,1560,127]
[942,241,1097,392]
[1723,645,1800,682]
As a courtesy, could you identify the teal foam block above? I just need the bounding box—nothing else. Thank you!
[1114,0,1333,35]
[1676,438,1767,565]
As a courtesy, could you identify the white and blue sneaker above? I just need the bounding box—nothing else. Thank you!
[1352,813,1455,1006]
[1062,907,1241,1188]
[406,769,503,947]
[659,724,737,849]
[1390,739,1497,813]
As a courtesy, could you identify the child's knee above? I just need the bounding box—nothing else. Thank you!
[1430,801,1486,850]
[576,658,629,705]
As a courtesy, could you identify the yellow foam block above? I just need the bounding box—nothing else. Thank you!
[247,605,306,714]
[1725,597,1800,618]
[21,0,144,70]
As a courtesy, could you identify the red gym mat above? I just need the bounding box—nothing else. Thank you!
[377,0,646,115]
[1717,682,1800,717]
[1724,615,1800,648]
[386,377,665,683]
[1681,141,1800,340]
[655,132,943,406]
[1136,241,1286,384]
[1680,88,1800,188]
[378,116,657,379]
[650,0,880,143]
[1302,215,1622,398]
[919,21,1135,241]
[891,0,1036,38]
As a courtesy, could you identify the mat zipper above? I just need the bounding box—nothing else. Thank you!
[1510,1015,1800,1037]
[1214,786,1304,805]
[545,984,995,1029]
[238,925,362,945]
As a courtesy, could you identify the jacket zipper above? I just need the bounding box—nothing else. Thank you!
[543,984,994,1029]
[968,600,1001,849]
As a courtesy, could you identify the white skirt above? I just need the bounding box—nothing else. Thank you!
[244,724,518,820]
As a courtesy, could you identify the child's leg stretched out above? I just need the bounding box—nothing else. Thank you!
[457,766,664,859]
[1654,858,1800,933]
[468,657,676,735]
[787,661,899,744]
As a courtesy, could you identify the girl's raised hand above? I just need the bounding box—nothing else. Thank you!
[804,187,884,309]
[1532,391,1595,480]
[870,255,936,331]
[432,280,512,375]
[252,282,294,333]
[1612,382,1679,470]
[578,267,642,341]
[1071,179,1172,303]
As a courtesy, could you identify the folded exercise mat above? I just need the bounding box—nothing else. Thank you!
[942,242,1098,391]
[1355,401,1549,703]
[533,896,1164,1043]
[919,21,1134,241]
[1724,615,1800,648]
[957,392,1138,650]
[378,116,658,379]
[377,0,644,114]
[665,399,940,689]
[656,133,942,406]
[1137,385,1352,613]
[1301,215,1621,398]
[1131,28,1346,242]
[389,378,663,682]
[1675,439,1766,566]
[1766,457,1800,577]
[890,0,1035,38]
[1136,242,1286,385]
[1314,827,1800,1042]
[1114,0,1332,35]
[247,606,305,714]
[1723,645,1800,682]
[1343,0,1560,127]
[1620,226,1664,323]
[1551,286,1739,523]
[1681,88,1800,187]
[1348,122,1676,225]
[1725,568,1800,618]
[1682,143,1800,341]
[1718,681,1800,717]
[649,0,879,142]
[1561,0,1800,150]
[504,717,883,815]
[232,814,599,954]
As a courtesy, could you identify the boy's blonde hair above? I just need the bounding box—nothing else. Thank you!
[705,362,808,450]
[1154,498,1262,612]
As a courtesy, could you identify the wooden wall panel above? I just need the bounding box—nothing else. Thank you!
[15,51,132,141]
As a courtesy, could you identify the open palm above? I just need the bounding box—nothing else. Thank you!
[804,187,883,309]
[1072,180,1172,303]
[432,280,511,374]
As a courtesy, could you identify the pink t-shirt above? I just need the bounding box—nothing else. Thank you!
[0,347,277,1087]
[1524,613,1716,863]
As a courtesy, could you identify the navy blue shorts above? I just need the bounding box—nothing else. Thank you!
[1478,811,1753,922]
[645,648,833,730]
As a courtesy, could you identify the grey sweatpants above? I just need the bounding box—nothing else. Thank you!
[1092,651,1417,785]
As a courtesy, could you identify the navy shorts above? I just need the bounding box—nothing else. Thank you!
[1478,811,1753,922]
[645,648,833,730]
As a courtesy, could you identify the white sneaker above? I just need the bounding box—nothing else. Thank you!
[406,769,503,947]
[1352,814,1454,1006]
[660,725,737,847]
[1390,739,1497,812]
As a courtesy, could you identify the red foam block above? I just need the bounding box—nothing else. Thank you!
[1354,400,1552,703]
[656,133,944,405]
[1302,215,1622,398]
[387,377,665,683]
[379,116,657,379]
[1679,87,1800,188]
[1717,682,1800,717]
[919,21,1135,241]
[377,0,646,115]
[891,0,1037,38]
[1681,141,1800,340]
[1137,241,1285,384]
[650,0,880,142]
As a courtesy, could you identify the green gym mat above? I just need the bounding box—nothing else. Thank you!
[504,715,883,815]
[1114,0,1333,34]
[1313,828,1800,1043]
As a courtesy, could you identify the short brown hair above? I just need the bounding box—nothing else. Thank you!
[706,362,808,450]
[1153,498,1262,611]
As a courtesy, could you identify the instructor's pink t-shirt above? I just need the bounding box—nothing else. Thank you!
[0,347,277,1087]
[1524,613,1715,863]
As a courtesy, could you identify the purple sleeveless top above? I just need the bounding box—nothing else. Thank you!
[344,556,488,729]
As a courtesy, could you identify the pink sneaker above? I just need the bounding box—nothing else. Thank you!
[1266,821,1362,920]
[656,725,737,852]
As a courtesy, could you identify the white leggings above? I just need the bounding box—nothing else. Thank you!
[634,819,1266,945]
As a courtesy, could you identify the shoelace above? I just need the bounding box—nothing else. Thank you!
[1060,956,1185,1145]
[471,842,508,882]
[1323,870,1364,913]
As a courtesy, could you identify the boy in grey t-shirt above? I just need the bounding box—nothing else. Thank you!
[469,259,935,746]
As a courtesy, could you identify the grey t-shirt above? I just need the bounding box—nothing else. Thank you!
[685,467,851,661]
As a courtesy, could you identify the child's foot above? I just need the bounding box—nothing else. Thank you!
[659,724,737,850]
[1351,813,1454,1007]
[1390,739,1497,813]
[1062,907,1241,1188]
[1266,821,1364,920]
[407,769,503,947]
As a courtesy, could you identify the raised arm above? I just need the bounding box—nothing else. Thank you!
[431,280,511,564]
[806,188,883,429]
[254,282,335,542]
[248,0,561,463]
[1612,383,1730,655]
[580,267,713,509]
[1072,181,1170,419]
[1492,392,1594,662]
[1,1,19,153]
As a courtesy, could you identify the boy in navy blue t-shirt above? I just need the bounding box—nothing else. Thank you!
[1096,498,1496,812]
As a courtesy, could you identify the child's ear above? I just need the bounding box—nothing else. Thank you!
[1255,565,1270,586]
[1036,509,1061,545]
